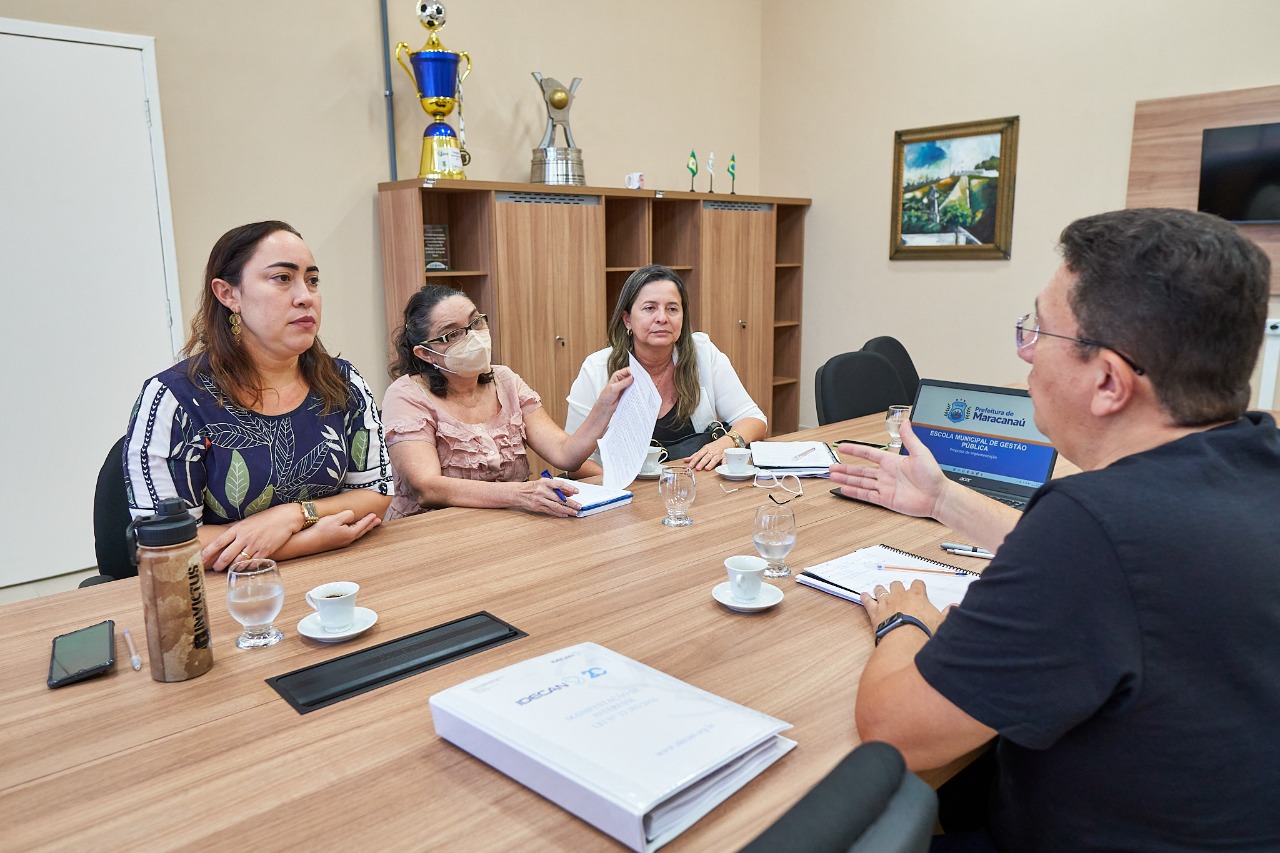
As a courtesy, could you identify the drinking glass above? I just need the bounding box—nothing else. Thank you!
[753,504,797,578]
[658,465,696,527]
[885,405,912,452]
[227,558,285,649]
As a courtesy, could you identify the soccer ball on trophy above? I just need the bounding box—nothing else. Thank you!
[417,2,446,29]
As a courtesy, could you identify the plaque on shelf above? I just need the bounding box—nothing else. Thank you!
[424,223,449,270]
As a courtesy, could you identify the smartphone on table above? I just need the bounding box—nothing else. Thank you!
[47,619,116,688]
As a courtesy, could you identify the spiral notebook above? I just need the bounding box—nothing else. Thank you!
[796,544,980,610]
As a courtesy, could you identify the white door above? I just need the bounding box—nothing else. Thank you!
[0,19,179,585]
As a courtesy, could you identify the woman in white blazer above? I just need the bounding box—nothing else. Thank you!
[565,265,766,476]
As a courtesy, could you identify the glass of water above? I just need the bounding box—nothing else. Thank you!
[885,405,912,452]
[227,558,285,649]
[658,465,696,527]
[753,504,797,578]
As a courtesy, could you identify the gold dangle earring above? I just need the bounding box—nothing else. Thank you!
[229,311,243,345]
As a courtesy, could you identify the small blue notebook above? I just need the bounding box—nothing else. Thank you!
[563,481,633,517]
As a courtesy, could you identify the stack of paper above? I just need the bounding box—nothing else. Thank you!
[796,544,979,610]
[430,643,796,852]
[748,440,838,477]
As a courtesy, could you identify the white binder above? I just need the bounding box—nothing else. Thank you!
[429,643,796,851]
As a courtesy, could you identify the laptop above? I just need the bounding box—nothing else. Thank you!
[907,379,1058,511]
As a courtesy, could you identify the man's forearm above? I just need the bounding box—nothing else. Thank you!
[934,480,1020,553]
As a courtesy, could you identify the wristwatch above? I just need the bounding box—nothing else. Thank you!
[726,429,747,449]
[874,612,933,646]
[298,500,319,529]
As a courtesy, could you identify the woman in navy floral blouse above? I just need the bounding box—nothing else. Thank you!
[124,221,393,570]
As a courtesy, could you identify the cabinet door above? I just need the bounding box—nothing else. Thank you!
[493,195,606,432]
[699,206,776,420]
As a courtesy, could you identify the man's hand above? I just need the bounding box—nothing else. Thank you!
[862,578,949,635]
[830,421,949,518]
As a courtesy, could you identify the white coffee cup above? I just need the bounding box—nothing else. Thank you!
[723,447,752,475]
[725,555,767,602]
[624,171,644,189]
[642,445,668,474]
[305,581,359,633]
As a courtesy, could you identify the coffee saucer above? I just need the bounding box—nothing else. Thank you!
[298,606,378,642]
[635,470,662,480]
[712,582,783,613]
[716,464,758,481]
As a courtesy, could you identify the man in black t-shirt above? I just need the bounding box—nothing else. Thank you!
[831,208,1280,852]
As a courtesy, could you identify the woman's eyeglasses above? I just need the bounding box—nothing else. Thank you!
[753,471,803,505]
[719,472,804,504]
[422,314,488,348]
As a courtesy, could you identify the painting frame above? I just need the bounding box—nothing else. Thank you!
[890,116,1019,260]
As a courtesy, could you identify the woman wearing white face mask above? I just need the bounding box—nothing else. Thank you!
[382,285,631,518]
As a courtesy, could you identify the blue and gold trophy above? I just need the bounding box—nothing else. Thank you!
[395,2,472,180]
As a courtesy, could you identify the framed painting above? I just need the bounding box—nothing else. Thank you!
[890,116,1019,260]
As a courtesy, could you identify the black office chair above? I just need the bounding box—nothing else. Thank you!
[79,436,137,587]
[861,336,920,400]
[815,351,910,425]
[739,741,937,853]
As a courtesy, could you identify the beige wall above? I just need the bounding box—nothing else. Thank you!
[0,0,763,401]
[2,0,1278,422]
[763,0,1280,425]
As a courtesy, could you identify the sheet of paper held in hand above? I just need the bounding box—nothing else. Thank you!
[598,353,662,490]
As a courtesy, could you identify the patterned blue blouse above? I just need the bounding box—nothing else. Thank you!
[124,357,392,523]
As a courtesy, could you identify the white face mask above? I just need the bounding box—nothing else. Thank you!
[428,329,491,376]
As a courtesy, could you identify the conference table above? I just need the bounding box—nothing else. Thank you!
[0,415,1034,851]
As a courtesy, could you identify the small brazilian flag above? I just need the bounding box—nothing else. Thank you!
[728,154,736,179]
[687,150,698,177]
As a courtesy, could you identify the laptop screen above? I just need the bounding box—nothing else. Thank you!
[909,379,1058,499]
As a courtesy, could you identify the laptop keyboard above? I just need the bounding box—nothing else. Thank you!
[975,488,1026,509]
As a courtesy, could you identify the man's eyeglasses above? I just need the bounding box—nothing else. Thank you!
[422,314,488,348]
[1015,313,1146,376]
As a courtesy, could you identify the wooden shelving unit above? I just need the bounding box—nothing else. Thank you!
[377,179,810,436]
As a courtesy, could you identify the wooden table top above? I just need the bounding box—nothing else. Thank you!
[0,416,1000,851]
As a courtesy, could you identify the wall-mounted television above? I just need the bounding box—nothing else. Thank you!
[1197,122,1280,224]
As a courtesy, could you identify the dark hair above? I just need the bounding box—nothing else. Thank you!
[1059,208,1270,425]
[184,220,348,413]
[606,265,700,424]
[389,283,494,396]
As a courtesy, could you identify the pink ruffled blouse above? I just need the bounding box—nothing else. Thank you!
[381,366,542,520]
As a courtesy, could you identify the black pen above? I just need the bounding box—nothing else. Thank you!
[835,439,887,450]
[800,571,870,601]
[540,469,567,502]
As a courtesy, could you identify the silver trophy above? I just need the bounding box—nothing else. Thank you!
[530,72,585,186]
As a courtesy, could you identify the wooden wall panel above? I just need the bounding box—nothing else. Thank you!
[1126,84,1280,294]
